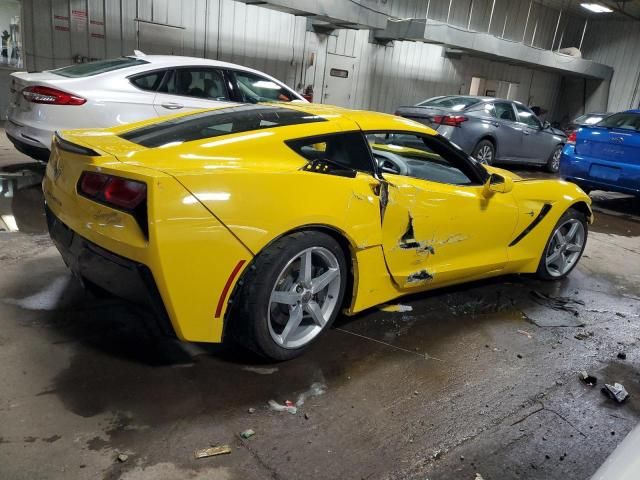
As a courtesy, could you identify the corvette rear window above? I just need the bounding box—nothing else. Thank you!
[52,57,148,78]
[120,105,327,148]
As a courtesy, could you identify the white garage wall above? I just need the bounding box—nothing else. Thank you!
[581,19,640,112]
[9,0,595,122]
[308,28,561,118]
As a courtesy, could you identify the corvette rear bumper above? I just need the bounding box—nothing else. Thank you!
[45,205,176,338]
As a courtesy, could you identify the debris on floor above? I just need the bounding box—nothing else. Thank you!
[475,473,485,480]
[574,331,594,340]
[240,429,255,439]
[379,304,413,313]
[522,291,586,328]
[579,371,598,386]
[617,352,627,360]
[601,383,630,403]
[268,400,297,414]
[517,329,534,339]
[117,453,129,463]
[530,290,585,316]
[194,445,232,459]
[243,366,279,375]
[296,382,327,407]
[248,407,256,414]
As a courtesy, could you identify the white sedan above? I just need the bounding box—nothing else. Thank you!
[5,52,306,161]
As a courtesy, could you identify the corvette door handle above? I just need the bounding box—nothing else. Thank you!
[161,102,183,110]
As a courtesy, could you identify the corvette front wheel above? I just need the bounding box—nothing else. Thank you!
[536,208,587,280]
[230,231,347,361]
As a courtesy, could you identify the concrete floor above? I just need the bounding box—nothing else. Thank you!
[1,130,639,480]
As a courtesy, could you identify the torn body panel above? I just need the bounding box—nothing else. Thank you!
[379,173,519,290]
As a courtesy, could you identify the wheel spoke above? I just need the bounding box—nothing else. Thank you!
[554,229,566,245]
[546,250,561,265]
[271,291,298,306]
[565,222,579,242]
[299,250,313,284]
[306,301,326,327]
[557,252,567,273]
[566,243,582,253]
[280,304,304,342]
[310,268,338,294]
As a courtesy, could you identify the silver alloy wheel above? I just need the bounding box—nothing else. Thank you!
[477,144,493,164]
[267,246,341,349]
[551,147,561,171]
[545,218,585,277]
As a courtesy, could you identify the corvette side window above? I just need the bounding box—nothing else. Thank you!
[366,132,475,186]
[287,132,375,173]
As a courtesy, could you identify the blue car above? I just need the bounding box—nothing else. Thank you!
[560,109,640,197]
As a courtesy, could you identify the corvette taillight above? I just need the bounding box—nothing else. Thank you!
[22,86,86,105]
[79,172,146,210]
[567,131,577,145]
[432,115,468,127]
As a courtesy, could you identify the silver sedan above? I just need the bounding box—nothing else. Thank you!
[396,95,566,172]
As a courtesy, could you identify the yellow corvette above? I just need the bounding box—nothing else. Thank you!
[43,103,592,360]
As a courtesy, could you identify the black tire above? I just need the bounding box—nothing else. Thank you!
[536,208,588,280]
[472,139,495,165]
[546,145,563,173]
[229,231,347,361]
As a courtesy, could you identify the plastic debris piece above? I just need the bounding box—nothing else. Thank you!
[243,366,278,375]
[517,329,533,339]
[475,474,485,480]
[380,304,413,313]
[601,383,630,403]
[194,445,231,459]
[117,453,129,463]
[296,382,327,407]
[268,400,297,414]
[579,371,597,386]
[285,400,294,407]
[240,429,255,439]
[248,407,256,414]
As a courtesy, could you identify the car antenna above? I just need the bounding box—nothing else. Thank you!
[133,49,146,57]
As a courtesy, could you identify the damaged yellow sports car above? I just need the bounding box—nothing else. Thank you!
[43,103,592,360]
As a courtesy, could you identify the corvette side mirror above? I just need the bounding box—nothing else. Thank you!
[483,173,514,196]
[542,121,551,130]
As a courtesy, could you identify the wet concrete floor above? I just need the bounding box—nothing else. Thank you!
[0,131,639,479]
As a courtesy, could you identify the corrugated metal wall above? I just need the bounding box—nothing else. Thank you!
[10,0,618,122]
[581,19,640,112]
[311,28,562,117]
[22,0,307,89]
[388,0,586,51]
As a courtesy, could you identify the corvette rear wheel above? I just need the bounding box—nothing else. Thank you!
[536,208,587,280]
[231,231,347,360]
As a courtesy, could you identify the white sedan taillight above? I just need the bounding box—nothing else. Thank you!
[22,86,86,105]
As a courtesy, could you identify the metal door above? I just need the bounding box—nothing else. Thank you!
[322,53,355,107]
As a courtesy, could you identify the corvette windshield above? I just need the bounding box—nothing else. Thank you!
[120,105,327,148]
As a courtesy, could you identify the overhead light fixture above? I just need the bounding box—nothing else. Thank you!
[580,3,613,13]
